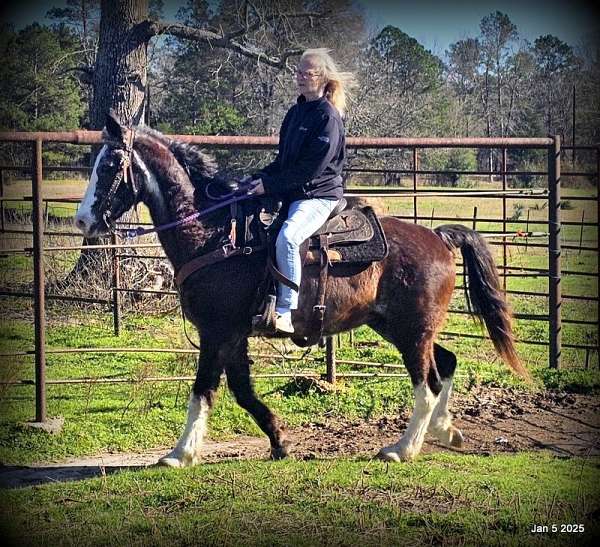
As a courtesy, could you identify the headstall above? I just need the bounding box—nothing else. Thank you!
[99,128,137,229]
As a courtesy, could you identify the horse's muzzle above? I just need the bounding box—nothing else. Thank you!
[74,213,109,239]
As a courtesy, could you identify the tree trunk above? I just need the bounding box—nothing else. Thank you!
[91,0,148,127]
[67,0,149,286]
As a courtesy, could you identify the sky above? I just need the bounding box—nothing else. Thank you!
[357,0,599,55]
[1,0,598,56]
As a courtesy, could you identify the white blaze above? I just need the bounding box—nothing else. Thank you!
[75,145,107,235]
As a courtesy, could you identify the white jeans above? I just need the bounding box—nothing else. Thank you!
[275,198,340,311]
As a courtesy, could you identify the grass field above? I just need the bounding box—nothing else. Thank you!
[0,175,598,545]
[2,454,599,546]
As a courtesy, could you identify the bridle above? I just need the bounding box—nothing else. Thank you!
[94,128,258,240]
[98,128,137,229]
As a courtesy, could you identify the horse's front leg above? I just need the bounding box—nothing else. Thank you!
[158,339,223,468]
[224,336,290,460]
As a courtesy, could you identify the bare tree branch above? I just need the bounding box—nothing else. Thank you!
[135,7,329,72]
[56,65,94,78]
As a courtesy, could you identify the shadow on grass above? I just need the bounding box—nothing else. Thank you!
[0,462,151,489]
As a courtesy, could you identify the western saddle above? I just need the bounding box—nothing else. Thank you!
[175,196,388,342]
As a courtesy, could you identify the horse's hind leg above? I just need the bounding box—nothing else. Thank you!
[158,340,223,468]
[378,337,441,462]
[224,338,290,460]
[427,344,464,448]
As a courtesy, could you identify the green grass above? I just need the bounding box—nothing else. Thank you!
[1,453,598,546]
[1,310,599,466]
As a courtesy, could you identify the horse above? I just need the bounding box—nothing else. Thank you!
[74,113,530,467]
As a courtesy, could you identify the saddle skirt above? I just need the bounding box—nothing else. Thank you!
[238,197,388,266]
[304,205,387,265]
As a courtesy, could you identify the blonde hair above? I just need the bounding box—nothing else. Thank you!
[300,48,356,117]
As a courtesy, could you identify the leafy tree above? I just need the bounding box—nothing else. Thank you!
[532,35,581,141]
[47,0,101,73]
[479,11,518,138]
[353,25,443,137]
[575,37,600,148]
[421,148,478,187]
[446,38,483,136]
[0,23,85,131]
[0,23,86,167]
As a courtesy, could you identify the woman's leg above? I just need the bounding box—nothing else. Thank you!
[275,198,339,312]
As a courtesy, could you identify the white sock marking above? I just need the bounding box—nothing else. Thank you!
[170,394,210,465]
[429,378,453,433]
[380,383,437,461]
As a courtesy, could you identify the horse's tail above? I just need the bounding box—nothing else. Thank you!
[434,224,531,381]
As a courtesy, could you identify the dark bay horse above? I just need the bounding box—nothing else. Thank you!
[75,115,530,466]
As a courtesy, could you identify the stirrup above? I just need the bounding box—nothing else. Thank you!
[274,312,295,334]
[252,295,276,334]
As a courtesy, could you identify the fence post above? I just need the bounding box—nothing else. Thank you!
[501,148,508,291]
[412,147,418,224]
[548,135,562,369]
[325,336,336,384]
[32,139,47,422]
[111,232,122,336]
[596,146,599,369]
[0,168,5,232]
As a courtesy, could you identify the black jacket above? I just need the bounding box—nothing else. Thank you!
[257,95,345,201]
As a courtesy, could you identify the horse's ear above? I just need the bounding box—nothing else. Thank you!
[105,110,125,143]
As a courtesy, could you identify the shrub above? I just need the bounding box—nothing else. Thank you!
[514,160,544,188]
[509,202,525,221]
[422,148,477,187]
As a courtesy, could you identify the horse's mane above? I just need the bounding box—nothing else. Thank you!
[102,125,240,198]
[135,127,218,179]
[136,126,242,195]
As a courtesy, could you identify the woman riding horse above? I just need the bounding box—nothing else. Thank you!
[247,48,355,334]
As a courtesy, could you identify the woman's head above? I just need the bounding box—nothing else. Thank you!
[295,48,355,117]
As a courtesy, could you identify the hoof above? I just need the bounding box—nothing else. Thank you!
[448,427,464,448]
[270,444,290,460]
[157,455,185,468]
[430,425,464,449]
[376,444,414,462]
[157,449,199,468]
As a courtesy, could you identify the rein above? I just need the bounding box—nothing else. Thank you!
[114,191,253,239]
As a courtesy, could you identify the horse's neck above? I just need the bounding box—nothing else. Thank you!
[133,147,217,270]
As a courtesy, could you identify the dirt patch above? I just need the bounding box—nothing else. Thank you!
[1,386,598,489]
[291,386,600,460]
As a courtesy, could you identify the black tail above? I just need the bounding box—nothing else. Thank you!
[434,224,530,380]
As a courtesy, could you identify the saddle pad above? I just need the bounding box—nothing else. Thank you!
[306,206,388,264]
[310,207,373,246]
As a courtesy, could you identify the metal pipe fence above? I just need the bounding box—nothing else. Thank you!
[0,131,598,422]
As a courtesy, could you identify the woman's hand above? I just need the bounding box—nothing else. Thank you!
[246,178,265,196]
